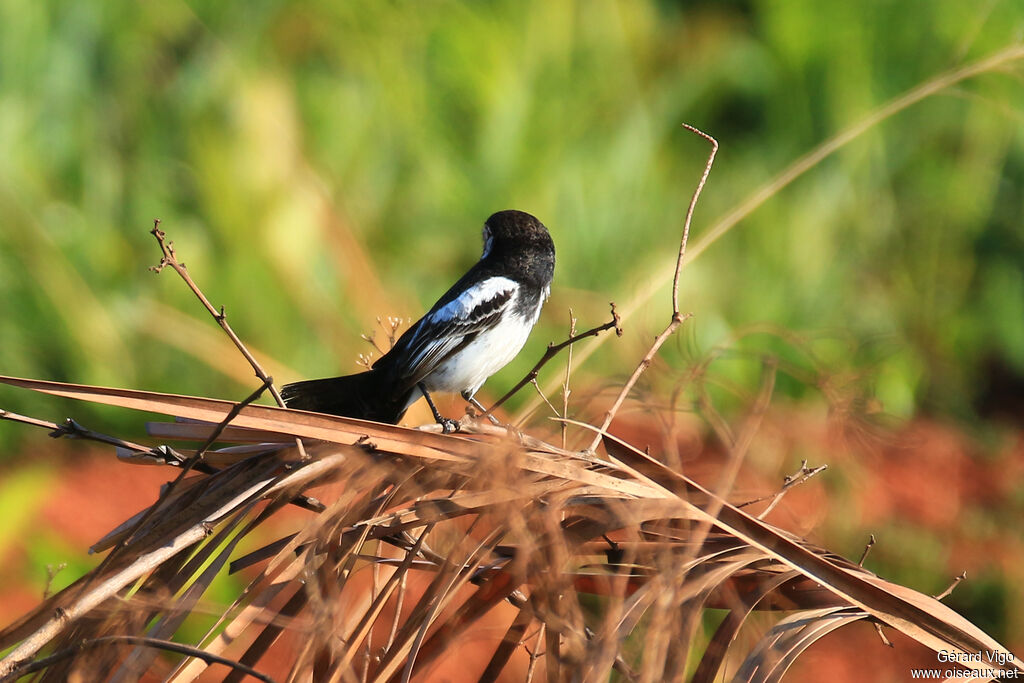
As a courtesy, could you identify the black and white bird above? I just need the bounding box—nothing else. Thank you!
[282,210,555,430]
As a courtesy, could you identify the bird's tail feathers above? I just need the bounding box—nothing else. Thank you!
[281,370,410,424]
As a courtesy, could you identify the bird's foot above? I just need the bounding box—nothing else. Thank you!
[419,382,460,434]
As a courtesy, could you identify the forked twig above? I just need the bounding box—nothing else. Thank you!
[0,410,151,454]
[524,623,545,683]
[586,124,718,452]
[42,564,66,601]
[150,222,274,398]
[0,405,327,512]
[484,303,622,415]
[150,220,308,459]
[735,459,829,519]
[873,621,894,648]
[935,571,968,601]
[531,379,561,418]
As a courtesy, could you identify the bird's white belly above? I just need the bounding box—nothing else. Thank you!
[424,306,538,397]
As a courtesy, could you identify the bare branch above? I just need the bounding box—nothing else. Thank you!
[672,124,719,317]
[525,623,545,683]
[586,125,717,452]
[735,459,829,519]
[150,220,308,459]
[42,563,66,601]
[935,571,968,601]
[859,534,877,567]
[150,223,282,405]
[0,409,151,454]
[361,330,385,355]
[485,302,622,415]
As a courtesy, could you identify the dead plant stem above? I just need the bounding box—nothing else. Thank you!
[523,42,1024,420]
[150,220,308,459]
[586,124,718,453]
[486,303,621,416]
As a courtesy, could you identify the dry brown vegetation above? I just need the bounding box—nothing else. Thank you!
[0,128,1019,683]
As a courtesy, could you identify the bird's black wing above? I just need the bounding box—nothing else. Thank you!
[375,275,519,390]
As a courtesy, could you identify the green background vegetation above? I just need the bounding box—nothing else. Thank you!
[1,0,1023,660]
[1,0,1022,430]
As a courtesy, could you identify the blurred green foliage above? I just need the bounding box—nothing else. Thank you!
[1,0,1023,446]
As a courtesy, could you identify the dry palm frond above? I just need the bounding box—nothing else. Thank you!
[0,375,1018,683]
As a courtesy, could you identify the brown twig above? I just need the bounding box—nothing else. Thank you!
[531,379,561,418]
[586,124,718,452]
[3,635,278,683]
[524,623,545,683]
[858,534,877,567]
[484,302,622,415]
[150,228,276,393]
[42,563,66,601]
[192,379,275,463]
[0,409,152,454]
[561,310,577,449]
[150,222,273,395]
[150,220,308,460]
[873,621,894,648]
[734,459,828,519]
[361,330,385,356]
[935,571,968,601]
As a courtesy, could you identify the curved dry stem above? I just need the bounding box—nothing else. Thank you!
[521,41,1024,422]
[585,123,718,453]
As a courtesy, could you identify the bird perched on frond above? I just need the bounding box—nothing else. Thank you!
[282,210,555,431]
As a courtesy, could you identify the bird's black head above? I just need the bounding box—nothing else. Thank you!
[481,210,555,287]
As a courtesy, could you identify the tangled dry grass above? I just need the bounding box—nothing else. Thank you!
[0,128,1019,682]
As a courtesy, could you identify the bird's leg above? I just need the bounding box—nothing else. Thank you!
[418,382,458,433]
[462,391,502,426]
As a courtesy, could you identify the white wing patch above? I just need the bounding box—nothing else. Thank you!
[427,276,518,325]
[393,275,520,386]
